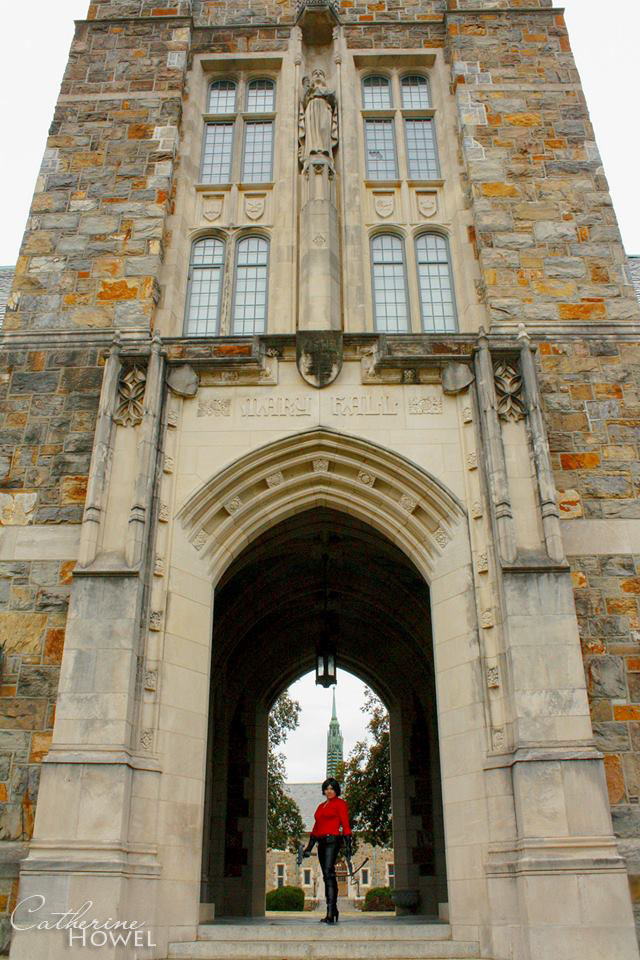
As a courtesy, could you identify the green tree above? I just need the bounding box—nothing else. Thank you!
[267,689,305,852]
[337,687,392,849]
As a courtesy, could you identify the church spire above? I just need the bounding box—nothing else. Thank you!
[326,686,344,780]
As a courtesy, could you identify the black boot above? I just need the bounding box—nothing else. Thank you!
[325,879,338,924]
[319,896,331,923]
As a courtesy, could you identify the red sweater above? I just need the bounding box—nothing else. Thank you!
[311,796,352,837]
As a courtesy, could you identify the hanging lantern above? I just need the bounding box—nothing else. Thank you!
[315,639,337,688]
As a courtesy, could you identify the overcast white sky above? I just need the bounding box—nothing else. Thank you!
[1,3,639,777]
[1,1,639,264]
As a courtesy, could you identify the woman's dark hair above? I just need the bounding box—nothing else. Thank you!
[321,777,341,797]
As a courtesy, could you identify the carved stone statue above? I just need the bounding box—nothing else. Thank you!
[298,69,338,168]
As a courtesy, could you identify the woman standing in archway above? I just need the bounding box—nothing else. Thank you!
[302,777,352,924]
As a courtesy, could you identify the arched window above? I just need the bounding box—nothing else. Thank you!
[185,237,225,336]
[362,75,392,109]
[370,234,409,333]
[208,79,237,113]
[246,78,275,112]
[400,74,431,109]
[415,233,457,333]
[232,236,269,335]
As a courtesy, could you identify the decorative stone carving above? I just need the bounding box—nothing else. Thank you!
[245,195,265,221]
[313,458,330,473]
[374,193,395,219]
[402,369,417,384]
[154,556,164,576]
[298,69,338,170]
[493,360,525,422]
[224,496,242,514]
[167,364,199,398]
[467,452,478,470]
[266,471,284,488]
[476,552,489,573]
[408,395,443,415]
[434,527,449,548]
[158,502,169,522]
[193,529,208,550]
[462,406,473,423]
[480,610,494,629]
[417,192,438,219]
[163,456,174,474]
[487,665,500,689]
[399,495,418,514]
[114,366,146,427]
[357,470,375,487]
[202,194,223,222]
[297,330,343,388]
[198,397,232,418]
[492,727,505,749]
[442,361,475,396]
[471,500,483,519]
[167,408,178,428]
[144,670,157,692]
[140,729,153,750]
[149,610,163,631]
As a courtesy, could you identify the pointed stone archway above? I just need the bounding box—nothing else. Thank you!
[173,429,485,937]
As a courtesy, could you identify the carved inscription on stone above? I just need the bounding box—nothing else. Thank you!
[198,397,231,418]
[407,395,443,415]
[332,395,398,416]
[242,397,312,417]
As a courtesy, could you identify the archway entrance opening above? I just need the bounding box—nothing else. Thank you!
[200,507,447,919]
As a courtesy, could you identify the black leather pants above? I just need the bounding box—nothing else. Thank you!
[317,835,342,911]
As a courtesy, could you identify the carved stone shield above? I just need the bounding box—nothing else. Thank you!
[245,195,265,221]
[374,193,394,219]
[203,195,223,222]
[417,192,438,219]
[296,331,343,388]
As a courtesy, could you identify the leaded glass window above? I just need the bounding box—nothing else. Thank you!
[415,233,457,332]
[208,79,237,114]
[201,123,234,183]
[232,236,269,335]
[362,75,392,110]
[185,237,225,335]
[242,121,273,183]
[404,119,439,179]
[365,119,397,180]
[247,78,275,113]
[371,234,409,333]
[401,75,431,109]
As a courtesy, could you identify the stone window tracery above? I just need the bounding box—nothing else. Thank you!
[232,235,270,335]
[370,234,410,333]
[185,237,226,335]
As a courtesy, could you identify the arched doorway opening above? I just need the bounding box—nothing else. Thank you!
[200,507,447,918]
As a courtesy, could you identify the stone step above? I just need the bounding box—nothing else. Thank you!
[167,923,481,960]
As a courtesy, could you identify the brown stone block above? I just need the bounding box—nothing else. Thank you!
[591,264,610,283]
[627,658,640,672]
[127,123,154,140]
[71,152,105,171]
[30,731,53,763]
[622,579,640,595]
[607,598,638,615]
[0,699,47,730]
[504,113,542,127]
[569,384,593,402]
[595,383,623,399]
[604,754,626,804]
[0,685,17,697]
[23,233,53,255]
[571,571,587,589]
[60,475,88,504]
[44,628,65,664]
[0,784,7,804]
[0,613,47,657]
[532,279,577,299]
[558,301,606,321]
[59,562,76,585]
[589,696,611,719]
[560,452,600,470]
[97,279,138,301]
[615,705,640,721]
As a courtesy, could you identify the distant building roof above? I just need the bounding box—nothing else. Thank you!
[628,257,640,303]
[284,782,323,832]
[0,266,15,328]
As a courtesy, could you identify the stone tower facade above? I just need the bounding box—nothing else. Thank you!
[2,1,640,958]
[326,688,343,779]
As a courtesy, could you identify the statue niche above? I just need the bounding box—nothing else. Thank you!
[298,68,338,172]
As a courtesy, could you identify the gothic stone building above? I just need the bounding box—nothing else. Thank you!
[2,1,640,958]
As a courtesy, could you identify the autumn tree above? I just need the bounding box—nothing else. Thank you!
[267,689,305,851]
[337,687,392,850]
